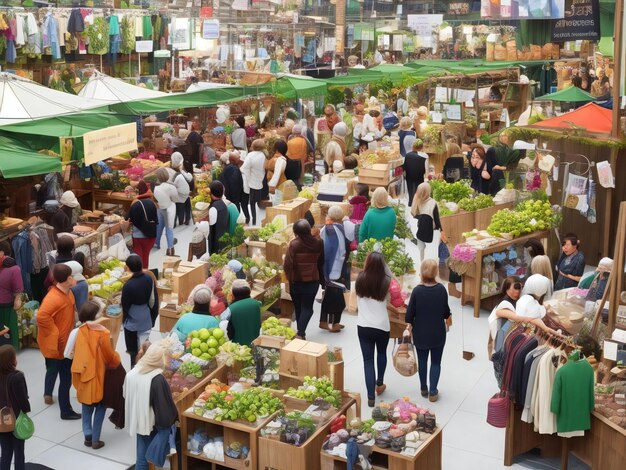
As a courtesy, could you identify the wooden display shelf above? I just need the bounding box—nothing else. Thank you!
[181,408,278,470]
[440,203,514,251]
[504,404,626,470]
[173,364,227,418]
[92,190,134,211]
[461,231,549,317]
[320,426,442,470]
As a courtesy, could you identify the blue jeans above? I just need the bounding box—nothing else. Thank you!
[416,346,444,395]
[82,402,106,442]
[136,430,157,470]
[155,208,174,249]
[357,326,390,400]
[291,281,319,338]
[44,357,73,415]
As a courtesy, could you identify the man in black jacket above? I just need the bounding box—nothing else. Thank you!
[208,181,230,255]
[218,152,244,215]
[403,139,428,206]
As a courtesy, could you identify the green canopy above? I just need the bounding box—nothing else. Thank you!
[264,75,328,100]
[0,135,61,178]
[324,72,385,87]
[535,86,596,102]
[0,113,133,138]
[405,59,547,75]
[109,86,252,115]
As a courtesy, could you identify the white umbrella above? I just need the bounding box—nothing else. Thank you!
[78,71,167,103]
[0,72,103,126]
[185,82,237,93]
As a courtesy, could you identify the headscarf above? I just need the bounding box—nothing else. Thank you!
[136,341,167,374]
[0,345,17,375]
[597,257,613,273]
[521,274,552,299]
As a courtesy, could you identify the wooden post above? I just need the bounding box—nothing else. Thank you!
[608,202,626,333]
[603,147,618,257]
[612,0,624,137]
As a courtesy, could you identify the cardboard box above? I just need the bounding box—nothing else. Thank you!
[279,339,329,378]
[169,261,209,305]
[252,334,288,350]
[358,164,392,185]
[263,197,312,225]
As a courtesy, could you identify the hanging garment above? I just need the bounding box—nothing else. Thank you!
[15,15,25,47]
[57,14,67,48]
[67,8,85,34]
[24,13,41,56]
[142,16,153,40]
[42,13,61,60]
[11,231,33,297]
[550,352,594,434]
[107,15,121,58]
[585,178,597,223]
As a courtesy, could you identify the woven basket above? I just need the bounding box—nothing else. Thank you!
[506,40,517,61]
[530,45,542,60]
[494,45,507,61]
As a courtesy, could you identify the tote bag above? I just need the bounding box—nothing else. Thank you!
[14,411,34,440]
[392,327,418,377]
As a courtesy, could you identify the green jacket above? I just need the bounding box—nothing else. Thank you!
[228,298,261,346]
[550,355,595,433]
[227,203,239,235]
[359,207,397,242]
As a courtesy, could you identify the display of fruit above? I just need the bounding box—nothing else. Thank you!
[87,268,125,299]
[285,376,342,407]
[186,328,227,362]
[487,200,557,237]
[177,361,203,378]
[98,258,124,272]
[198,388,284,424]
[217,341,253,366]
[458,194,494,212]
[298,187,316,200]
[261,317,296,339]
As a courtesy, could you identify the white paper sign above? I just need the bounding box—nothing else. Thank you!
[407,14,444,36]
[135,40,153,53]
[596,161,615,188]
[83,123,138,165]
[202,20,220,40]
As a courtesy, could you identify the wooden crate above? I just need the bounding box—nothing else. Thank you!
[263,197,313,225]
[172,261,209,306]
[439,210,475,250]
[159,306,180,333]
[174,364,227,418]
[252,334,288,350]
[280,339,329,378]
[388,304,408,340]
[246,240,267,258]
[253,273,281,291]
[358,163,393,186]
[266,238,288,264]
[320,426,443,470]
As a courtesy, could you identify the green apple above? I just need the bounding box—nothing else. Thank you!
[207,338,218,349]
[199,328,211,341]
[200,342,209,352]
[191,338,202,349]
[212,328,224,339]
[192,348,202,357]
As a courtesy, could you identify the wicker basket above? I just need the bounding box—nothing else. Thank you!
[494,45,507,61]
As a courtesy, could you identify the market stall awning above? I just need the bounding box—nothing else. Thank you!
[0,135,61,178]
[269,75,329,100]
[108,86,252,115]
[324,72,385,87]
[0,72,106,127]
[535,86,595,102]
[528,103,613,134]
[0,113,134,138]
[78,71,167,103]
[186,82,237,93]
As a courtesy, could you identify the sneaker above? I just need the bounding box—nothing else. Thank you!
[61,411,82,420]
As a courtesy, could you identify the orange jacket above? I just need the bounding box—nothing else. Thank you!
[287,136,308,164]
[71,323,121,405]
[36,286,76,359]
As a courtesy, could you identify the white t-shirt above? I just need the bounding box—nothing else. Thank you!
[515,295,546,320]
[356,296,390,332]
[488,299,515,340]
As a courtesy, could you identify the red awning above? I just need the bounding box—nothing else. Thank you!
[529,103,612,134]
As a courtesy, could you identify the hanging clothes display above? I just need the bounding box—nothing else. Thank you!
[142,15,153,40]
[24,12,41,56]
[11,230,33,297]
[107,14,121,64]
[42,12,61,60]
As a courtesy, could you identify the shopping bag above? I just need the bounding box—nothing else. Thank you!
[392,327,418,377]
[13,411,34,440]
[486,391,510,428]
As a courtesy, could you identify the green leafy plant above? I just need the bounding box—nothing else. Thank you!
[393,205,412,239]
[352,238,414,277]
[458,194,494,212]
[429,180,473,203]
[220,224,246,255]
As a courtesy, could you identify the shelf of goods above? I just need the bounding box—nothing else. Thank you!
[440,202,514,250]
[461,231,549,318]
[92,189,135,212]
[262,197,312,226]
[320,426,443,470]
[505,406,626,470]
[171,364,229,418]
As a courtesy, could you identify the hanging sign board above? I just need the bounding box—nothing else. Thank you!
[481,0,565,18]
[551,0,600,42]
[135,40,153,53]
[407,14,443,48]
[83,123,138,165]
[202,20,220,39]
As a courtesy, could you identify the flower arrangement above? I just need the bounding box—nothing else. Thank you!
[447,243,478,275]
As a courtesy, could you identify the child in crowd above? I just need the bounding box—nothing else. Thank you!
[349,183,370,223]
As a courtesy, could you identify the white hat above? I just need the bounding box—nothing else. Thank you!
[333,122,348,138]
[597,257,613,273]
[522,274,552,298]
[60,191,79,208]
[64,260,85,282]
[171,152,184,169]
[538,154,555,172]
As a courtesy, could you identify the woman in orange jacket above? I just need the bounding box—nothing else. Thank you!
[70,301,121,450]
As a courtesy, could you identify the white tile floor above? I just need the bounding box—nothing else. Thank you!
[13,205,586,469]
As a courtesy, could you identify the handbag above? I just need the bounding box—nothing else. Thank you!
[138,200,157,238]
[14,411,34,440]
[392,327,418,377]
[487,391,510,428]
[0,377,16,433]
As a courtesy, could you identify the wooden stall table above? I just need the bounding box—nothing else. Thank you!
[320,426,443,470]
[440,203,515,251]
[159,305,180,333]
[92,190,134,212]
[263,197,312,225]
[461,231,549,317]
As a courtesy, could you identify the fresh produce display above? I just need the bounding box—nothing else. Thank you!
[248,218,286,242]
[177,361,203,378]
[186,328,227,362]
[353,238,414,277]
[87,268,125,299]
[438,203,453,217]
[261,317,296,339]
[429,179,473,203]
[298,187,316,200]
[15,296,38,340]
[192,176,212,205]
[487,200,558,237]
[393,205,412,239]
[194,388,284,423]
[208,253,229,269]
[285,376,342,407]
[98,258,124,272]
[239,255,280,281]
[262,411,317,446]
[216,341,253,367]
[218,224,246,254]
[261,285,281,311]
[458,194,494,212]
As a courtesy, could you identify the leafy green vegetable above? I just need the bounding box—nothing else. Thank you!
[458,194,494,212]
[429,180,473,203]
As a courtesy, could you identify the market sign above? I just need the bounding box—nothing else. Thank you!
[551,0,600,42]
[407,15,444,49]
[448,2,471,14]
[83,123,138,165]
[202,20,220,39]
[481,0,565,19]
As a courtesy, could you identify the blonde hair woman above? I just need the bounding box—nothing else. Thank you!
[411,183,446,262]
[358,188,396,242]
[398,116,416,157]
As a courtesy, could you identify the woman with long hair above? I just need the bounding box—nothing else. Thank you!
[405,260,451,402]
[411,182,447,262]
[284,219,325,340]
[0,345,30,470]
[355,252,391,407]
[358,187,396,242]
[487,276,528,359]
